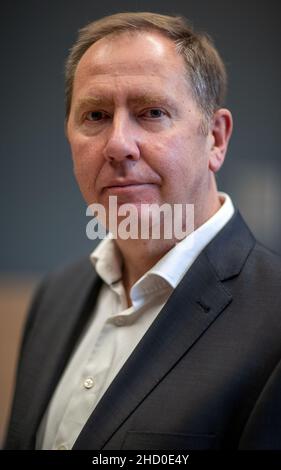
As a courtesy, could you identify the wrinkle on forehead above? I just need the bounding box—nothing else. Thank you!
[81,61,176,77]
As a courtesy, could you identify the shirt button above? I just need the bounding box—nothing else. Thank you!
[57,444,68,450]
[84,377,95,389]
[114,316,126,327]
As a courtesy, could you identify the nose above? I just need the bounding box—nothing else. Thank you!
[102,111,140,163]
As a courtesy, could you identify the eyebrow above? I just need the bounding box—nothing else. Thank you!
[74,94,178,114]
[128,94,177,108]
[75,96,112,113]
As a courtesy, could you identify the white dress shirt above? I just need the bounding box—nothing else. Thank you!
[37,192,234,450]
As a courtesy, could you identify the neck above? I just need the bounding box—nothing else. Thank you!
[118,237,176,292]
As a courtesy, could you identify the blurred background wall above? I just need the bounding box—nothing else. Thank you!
[1,0,280,446]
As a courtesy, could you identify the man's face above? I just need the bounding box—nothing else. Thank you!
[67,31,215,222]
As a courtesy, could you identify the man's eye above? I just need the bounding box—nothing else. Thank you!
[142,108,166,119]
[85,111,107,121]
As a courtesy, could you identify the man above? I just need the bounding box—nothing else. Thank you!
[5,12,281,450]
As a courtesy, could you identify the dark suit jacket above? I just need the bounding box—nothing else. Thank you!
[4,211,281,450]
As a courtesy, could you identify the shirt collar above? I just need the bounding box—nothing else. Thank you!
[90,232,123,286]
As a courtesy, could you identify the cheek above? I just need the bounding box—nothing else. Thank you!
[70,137,103,202]
[71,138,99,171]
[145,132,209,199]
[166,132,208,172]
[142,135,181,173]
[144,133,195,177]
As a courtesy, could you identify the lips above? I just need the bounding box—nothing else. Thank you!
[104,180,149,188]
[102,179,158,194]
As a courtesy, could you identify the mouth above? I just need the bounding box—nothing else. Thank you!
[103,180,156,192]
[104,183,153,193]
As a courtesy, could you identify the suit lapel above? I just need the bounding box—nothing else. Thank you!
[73,211,255,450]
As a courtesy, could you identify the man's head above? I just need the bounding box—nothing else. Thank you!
[65,12,232,231]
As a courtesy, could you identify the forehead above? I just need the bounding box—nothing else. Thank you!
[72,31,190,97]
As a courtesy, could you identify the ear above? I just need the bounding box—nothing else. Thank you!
[208,108,233,173]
